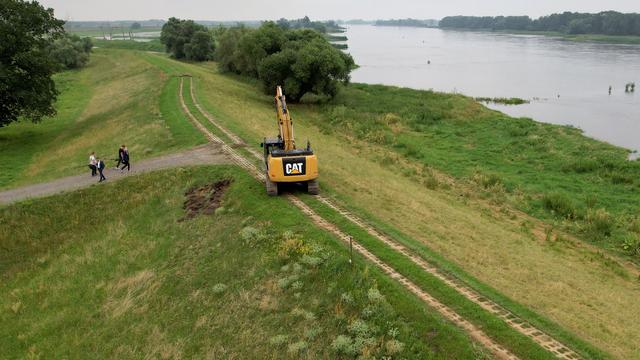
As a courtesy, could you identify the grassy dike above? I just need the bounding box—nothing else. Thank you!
[1,167,487,359]
[0,49,205,190]
[172,71,604,358]
[129,53,640,358]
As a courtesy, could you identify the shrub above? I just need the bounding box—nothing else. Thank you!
[269,335,288,347]
[583,208,614,239]
[562,159,598,173]
[291,307,315,321]
[239,226,266,246]
[287,341,308,355]
[211,283,227,294]
[331,335,358,356]
[385,339,405,355]
[348,319,372,338]
[278,232,310,259]
[340,292,354,305]
[622,235,640,257]
[49,34,92,70]
[367,288,385,303]
[473,172,502,189]
[300,254,324,267]
[277,274,299,289]
[542,192,578,219]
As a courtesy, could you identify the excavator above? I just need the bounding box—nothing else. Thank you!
[261,86,319,196]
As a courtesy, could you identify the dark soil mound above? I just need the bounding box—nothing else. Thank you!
[179,179,232,221]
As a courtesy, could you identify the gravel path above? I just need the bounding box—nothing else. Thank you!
[0,144,229,205]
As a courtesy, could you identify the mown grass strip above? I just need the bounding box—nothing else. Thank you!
[299,194,564,360]
[309,190,613,360]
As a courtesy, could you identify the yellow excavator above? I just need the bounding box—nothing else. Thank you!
[261,86,319,196]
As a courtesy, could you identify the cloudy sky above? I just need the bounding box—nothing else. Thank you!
[40,0,640,21]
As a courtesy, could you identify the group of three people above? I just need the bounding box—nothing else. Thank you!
[88,145,131,182]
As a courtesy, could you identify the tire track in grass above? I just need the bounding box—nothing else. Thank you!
[179,75,520,359]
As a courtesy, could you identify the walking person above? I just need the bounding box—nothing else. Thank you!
[115,145,125,169]
[120,145,130,172]
[96,157,106,182]
[88,152,97,177]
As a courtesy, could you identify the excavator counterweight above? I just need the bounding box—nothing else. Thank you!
[261,86,319,196]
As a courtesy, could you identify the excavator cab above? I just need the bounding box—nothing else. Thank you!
[261,86,319,196]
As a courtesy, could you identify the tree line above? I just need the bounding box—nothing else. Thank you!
[440,11,640,36]
[375,19,439,28]
[161,19,355,102]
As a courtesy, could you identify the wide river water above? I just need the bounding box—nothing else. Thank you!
[344,25,640,153]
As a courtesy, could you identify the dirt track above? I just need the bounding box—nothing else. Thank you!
[0,144,229,205]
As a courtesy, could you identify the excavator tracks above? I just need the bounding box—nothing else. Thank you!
[178,76,582,360]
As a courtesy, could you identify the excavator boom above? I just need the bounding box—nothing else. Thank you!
[275,86,295,151]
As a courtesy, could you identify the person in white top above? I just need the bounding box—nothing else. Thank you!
[88,152,97,177]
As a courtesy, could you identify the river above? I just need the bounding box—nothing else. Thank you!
[344,25,640,153]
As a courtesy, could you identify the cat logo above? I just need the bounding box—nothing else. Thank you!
[283,157,306,176]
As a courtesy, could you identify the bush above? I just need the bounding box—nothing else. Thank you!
[49,34,92,70]
[331,335,358,356]
[542,192,578,219]
[622,235,640,257]
[287,341,307,355]
[385,339,405,355]
[367,288,385,303]
[211,283,227,294]
[583,208,614,239]
[239,226,266,246]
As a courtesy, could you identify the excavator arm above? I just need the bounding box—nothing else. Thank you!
[275,86,296,151]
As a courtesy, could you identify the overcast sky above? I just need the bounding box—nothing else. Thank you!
[40,0,640,22]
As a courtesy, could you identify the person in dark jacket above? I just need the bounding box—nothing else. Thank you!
[96,157,106,182]
[115,145,125,169]
[120,146,130,172]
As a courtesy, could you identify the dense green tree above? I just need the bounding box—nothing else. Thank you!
[215,26,248,72]
[0,0,65,126]
[130,22,141,30]
[160,17,208,59]
[184,30,215,61]
[48,34,92,69]
[258,37,355,101]
[234,22,286,76]
[215,19,355,101]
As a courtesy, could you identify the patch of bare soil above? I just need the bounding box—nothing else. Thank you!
[179,179,232,222]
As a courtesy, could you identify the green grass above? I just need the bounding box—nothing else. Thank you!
[0,49,204,189]
[66,27,163,38]
[139,55,640,359]
[0,70,90,187]
[94,39,165,52]
[300,194,610,360]
[314,83,640,259]
[0,166,488,359]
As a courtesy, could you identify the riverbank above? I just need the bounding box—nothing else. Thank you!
[441,28,640,44]
[320,82,640,261]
